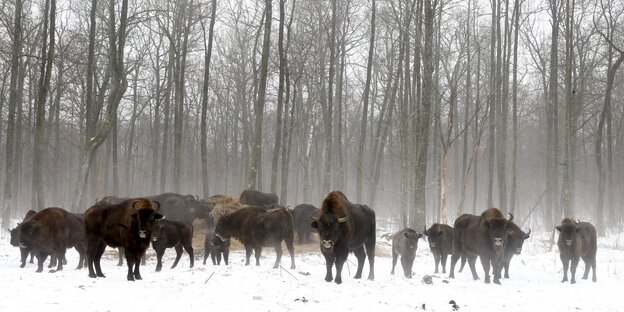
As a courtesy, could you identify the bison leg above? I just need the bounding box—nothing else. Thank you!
[35,252,47,273]
[432,252,440,274]
[254,245,263,267]
[492,264,502,285]
[391,251,398,275]
[441,252,448,274]
[560,255,569,283]
[29,251,35,264]
[155,248,165,272]
[171,245,184,269]
[449,252,461,279]
[75,244,86,270]
[285,233,296,270]
[133,257,143,281]
[117,247,124,266]
[459,256,466,272]
[272,242,282,269]
[94,242,107,278]
[212,250,219,265]
[19,248,29,268]
[480,257,491,284]
[183,241,194,268]
[48,255,56,269]
[365,240,375,281]
[322,253,335,282]
[223,249,229,265]
[353,247,366,279]
[590,257,597,283]
[126,256,136,281]
[244,244,253,266]
[581,256,592,280]
[203,249,208,265]
[503,260,510,279]
[467,256,479,280]
[401,256,414,278]
[334,253,348,284]
[570,257,579,284]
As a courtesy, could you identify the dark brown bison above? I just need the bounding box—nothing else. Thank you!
[18,207,86,272]
[391,228,422,278]
[502,222,530,278]
[146,193,212,222]
[214,204,295,269]
[311,191,376,284]
[239,189,279,206]
[204,231,229,265]
[9,210,37,268]
[449,208,512,284]
[84,198,162,281]
[151,219,194,271]
[292,204,320,244]
[556,218,597,284]
[423,223,454,274]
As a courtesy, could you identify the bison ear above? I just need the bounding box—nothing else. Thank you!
[311,221,319,229]
[575,227,581,233]
[155,213,164,220]
[555,226,562,232]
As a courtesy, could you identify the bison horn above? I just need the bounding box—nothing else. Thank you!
[507,213,514,223]
[527,228,531,236]
[153,200,161,211]
[131,200,140,212]
[338,216,348,223]
[310,216,319,222]
[195,195,199,201]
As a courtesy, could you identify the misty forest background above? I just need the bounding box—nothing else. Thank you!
[0,0,622,237]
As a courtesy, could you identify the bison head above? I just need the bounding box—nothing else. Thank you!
[151,220,166,242]
[485,218,510,251]
[402,230,423,252]
[18,220,42,249]
[9,225,21,247]
[311,213,348,250]
[210,232,229,251]
[131,200,163,240]
[424,225,444,249]
[507,228,530,255]
[213,214,234,242]
[192,199,214,220]
[556,219,578,247]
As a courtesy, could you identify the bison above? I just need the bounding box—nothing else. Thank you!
[423,223,454,274]
[292,204,320,244]
[501,222,530,278]
[311,191,376,284]
[84,198,162,281]
[214,204,295,269]
[9,210,37,268]
[556,218,597,284]
[18,207,86,272]
[151,219,194,271]
[239,189,279,206]
[203,231,229,265]
[391,228,422,278]
[449,208,512,284]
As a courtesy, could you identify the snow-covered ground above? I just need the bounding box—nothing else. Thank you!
[0,228,622,312]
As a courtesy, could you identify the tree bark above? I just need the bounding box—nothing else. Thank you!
[200,0,217,198]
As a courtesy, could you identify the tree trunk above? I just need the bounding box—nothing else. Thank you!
[547,0,561,226]
[247,0,272,190]
[271,0,287,195]
[200,0,217,198]
[510,0,521,215]
[2,0,23,227]
[560,0,575,218]
[356,0,375,203]
[32,0,56,211]
[486,0,497,208]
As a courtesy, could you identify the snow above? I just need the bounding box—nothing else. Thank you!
[0,228,622,312]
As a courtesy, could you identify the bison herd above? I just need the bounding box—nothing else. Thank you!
[6,190,597,286]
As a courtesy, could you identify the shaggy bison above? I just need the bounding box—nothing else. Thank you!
[151,219,194,271]
[18,207,86,272]
[502,222,530,278]
[449,208,512,284]
[423,223,454,274]
[84,198,162,281]
[292,204,320,243]
[311,191,376,284]
[214,204,295,269]
[204,231,229,265]
[556,218,597,284]
[391,228,422,278]
[239,189,279,206]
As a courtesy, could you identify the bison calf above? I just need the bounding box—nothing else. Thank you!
[502,222,530,278]
[203,231,229,265]
[151,219,194,271]
[556,218,597,284]
[423,223,453,274]
[391,228,422,278]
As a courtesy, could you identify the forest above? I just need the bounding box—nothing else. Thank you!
[0,0,622,236]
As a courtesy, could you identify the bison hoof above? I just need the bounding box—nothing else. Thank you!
[88,273,97,278]
[592,277,597,282]
[20,264,25,268]
[49,269,56,273]
[97,273,106,278]
[493,279,501,285]
[571,280,576,284]
[290,264,296,270]
[335,278,342,284]
[325,276,333,282]
[134,274,142,280]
